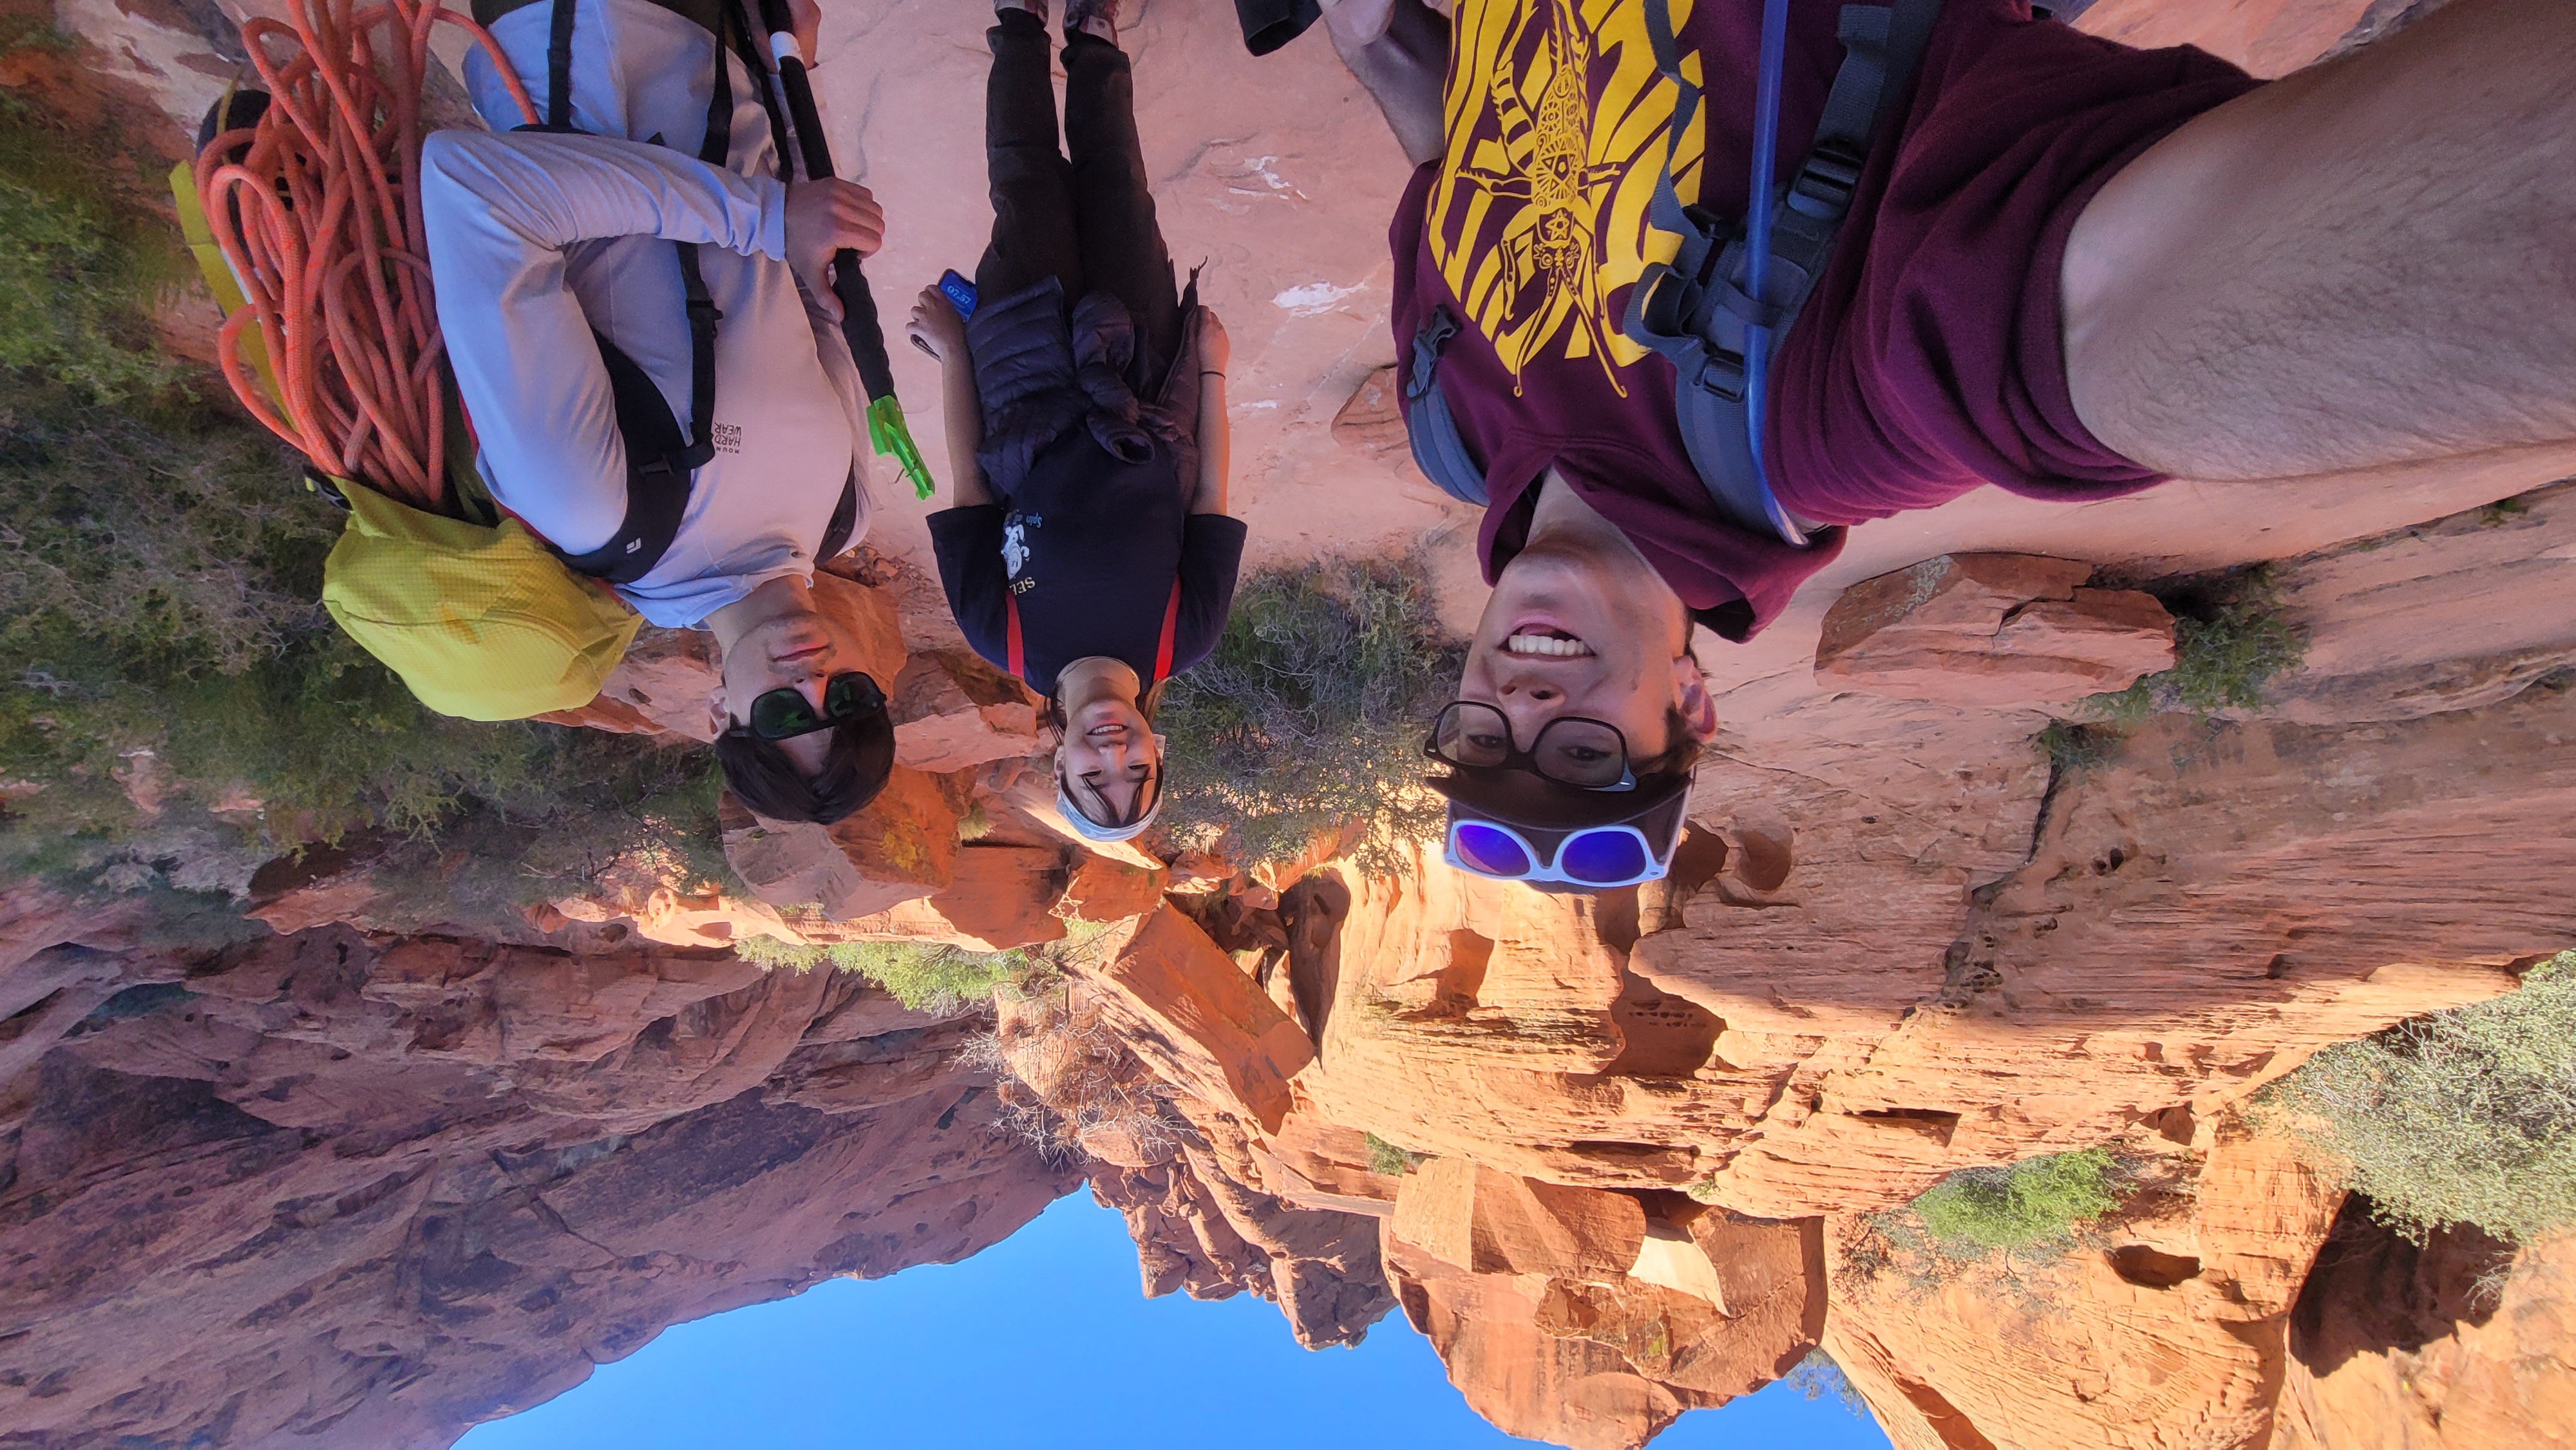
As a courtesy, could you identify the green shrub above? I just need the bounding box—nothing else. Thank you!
[0,67,730,929]
[1159,555,1463,871]
[1363,1131,1422,1178]
[2265,952,2576,1244]
[736,937,1035,1016]
[2092,567,2307,721]
[0,25,187,400]
[1911,1147,2122,1251]
[2036,720,2119,776]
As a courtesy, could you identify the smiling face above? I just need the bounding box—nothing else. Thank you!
[1456,473,1718,765]
[707,605,859,775]
[1057,693,1160,828]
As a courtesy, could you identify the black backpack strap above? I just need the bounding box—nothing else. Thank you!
[817,476,860,562]
[1623,0,1943,548]
[547,0,577,131]
[1400,306,1493,507]
[556,0,755,582]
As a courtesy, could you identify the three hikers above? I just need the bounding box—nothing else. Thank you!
[906,0,1244,844]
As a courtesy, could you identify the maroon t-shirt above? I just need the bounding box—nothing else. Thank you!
[1389,0,2260,641]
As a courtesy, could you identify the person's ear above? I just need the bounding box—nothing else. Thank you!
[705,683,729,737]
[1673,650,1718,745]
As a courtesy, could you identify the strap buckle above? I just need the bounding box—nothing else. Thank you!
[1789,140,1866,220]
[1633,263,1692,341]
[1690,343,1748,404]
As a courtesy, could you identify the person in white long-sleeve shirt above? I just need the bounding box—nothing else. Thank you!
[419,0,896,822]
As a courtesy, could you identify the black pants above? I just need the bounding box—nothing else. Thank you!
[978,10,1181,362]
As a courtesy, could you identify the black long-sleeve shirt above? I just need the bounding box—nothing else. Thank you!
[928,429,1246,691]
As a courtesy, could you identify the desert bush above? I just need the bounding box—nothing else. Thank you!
[0,24,187,400]
[2092,567,2306,721]
[2264,951,2576,1244]
[2035,720,2119,776]
[1363,1131,1425,1178]
[0,59,728,924]
[1911,1147,2123,1251]
[1159,554,1463,871]
[734,937,1034,1015]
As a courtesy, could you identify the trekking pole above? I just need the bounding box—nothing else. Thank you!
[753,0,935,500]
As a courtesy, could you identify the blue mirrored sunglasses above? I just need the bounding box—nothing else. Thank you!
[1443,816,1682,889]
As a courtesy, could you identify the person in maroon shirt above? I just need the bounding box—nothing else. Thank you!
[1323,0,2576,861]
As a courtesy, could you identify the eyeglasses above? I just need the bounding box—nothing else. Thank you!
[1424,702,1634,790]
[744,672,884,741]
[1443,815,1683,889]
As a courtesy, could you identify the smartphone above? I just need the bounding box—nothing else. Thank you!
[912,268,980,357]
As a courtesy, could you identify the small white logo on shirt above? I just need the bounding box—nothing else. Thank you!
[1003,514,1037,577]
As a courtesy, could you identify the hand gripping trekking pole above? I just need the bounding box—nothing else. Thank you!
[754,0,934,499]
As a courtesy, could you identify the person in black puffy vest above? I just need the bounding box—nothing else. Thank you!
[909,0,1245,843]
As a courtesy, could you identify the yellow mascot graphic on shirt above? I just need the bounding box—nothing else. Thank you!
[1428,0,1705,396]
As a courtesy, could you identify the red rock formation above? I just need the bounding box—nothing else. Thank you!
[1828,1127,2345,1450]
[2275,1212,2576,1450]
[889,650,1046,775]
[0,921,1078,1447]
[1814,554,2175,706]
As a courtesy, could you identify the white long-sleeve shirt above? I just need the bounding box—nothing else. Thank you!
[419,0,869,629]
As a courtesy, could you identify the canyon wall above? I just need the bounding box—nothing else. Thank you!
[0,896,1081,1447]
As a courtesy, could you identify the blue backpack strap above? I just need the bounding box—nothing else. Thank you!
[1401,306,1493,507]
[1624,0,1944,548]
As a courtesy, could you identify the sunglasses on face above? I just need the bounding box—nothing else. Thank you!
[1444,814,1683,889]
[744,672,884,741]
[1425,701,1635,791]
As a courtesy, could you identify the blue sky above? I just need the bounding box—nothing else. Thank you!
[459,1191,1892,1450]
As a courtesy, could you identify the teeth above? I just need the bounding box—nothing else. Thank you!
[1505,633,1593,658]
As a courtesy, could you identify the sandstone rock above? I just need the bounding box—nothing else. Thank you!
[1815,552,2175,706]
[1826,1125,2344,1450]
[835,843,1070,952]
[1072,905,1316,1135]
[721,767,961,921]
[0,928,1077,1447]
[813,569,910,690]
[1054,851,1170,925]
[2261,480,2576,723]
[1087,1118,1396,1348]
[891,648,1046,773]
[1383,1231,1720,1450]
[534,626,724,740]
[1331,363,1412,467]
[2275,1212,2576,1450]
[1389,1158,1648,1280]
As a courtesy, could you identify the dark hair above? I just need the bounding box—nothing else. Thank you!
[1629,703,1707,782]
[714,706,895,824]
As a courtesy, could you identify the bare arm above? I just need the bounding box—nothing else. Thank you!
[1193,309,1231,516]
[906,286,994,507]
[1318,0,1448,169]
[2063,0,2576,484]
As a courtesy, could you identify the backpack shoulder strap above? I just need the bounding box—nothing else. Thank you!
[550,0,753,583]
[1622,0,1944,549]
[1399,306,1494,508]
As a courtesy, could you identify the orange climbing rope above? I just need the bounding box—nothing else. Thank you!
[196,0,537,514]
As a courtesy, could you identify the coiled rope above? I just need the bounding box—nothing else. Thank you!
[196,0,536,514]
